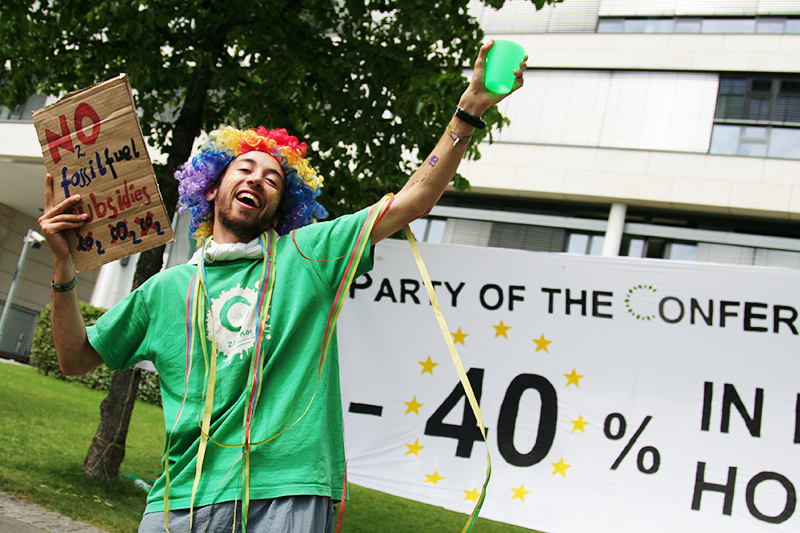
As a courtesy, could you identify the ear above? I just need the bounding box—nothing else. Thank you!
[205,184,218,202]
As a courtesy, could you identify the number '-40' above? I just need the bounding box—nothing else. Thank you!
[424,368,558,467]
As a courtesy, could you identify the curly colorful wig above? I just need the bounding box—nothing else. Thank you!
[175,126,328,245]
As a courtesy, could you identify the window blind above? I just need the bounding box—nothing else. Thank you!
[494,70,719,153]
[467,0,600,33]
[696,243,756,265]
[600,0,800,17]
[442,218,493,247]
[489,223,568,252]
[754,248,800,268]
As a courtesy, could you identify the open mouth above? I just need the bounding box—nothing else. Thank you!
[236,191,262,208]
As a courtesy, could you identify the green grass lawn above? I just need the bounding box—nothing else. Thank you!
[0,362,539,532]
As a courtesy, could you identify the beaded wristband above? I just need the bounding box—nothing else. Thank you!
[446,124,472,147]
[52,275,77,292]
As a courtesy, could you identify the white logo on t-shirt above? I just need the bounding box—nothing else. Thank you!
[206,283,271,364]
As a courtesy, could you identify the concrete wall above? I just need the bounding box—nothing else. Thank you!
[0,203,98,314]
[513,33,800,73]
[461,143,800,220]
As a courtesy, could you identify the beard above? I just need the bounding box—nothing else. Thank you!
[214,202,281,242]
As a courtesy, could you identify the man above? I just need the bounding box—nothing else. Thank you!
[38,41,526,532]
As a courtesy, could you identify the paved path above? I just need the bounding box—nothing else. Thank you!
[0,491,110,533]
[0,361,112,532]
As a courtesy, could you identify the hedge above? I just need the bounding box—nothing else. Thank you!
[30,302,162,407]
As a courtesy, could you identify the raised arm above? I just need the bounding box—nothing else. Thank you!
[38,173,103,376]
[370,40,527,243]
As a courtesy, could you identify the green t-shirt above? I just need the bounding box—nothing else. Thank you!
[87,209,374,514]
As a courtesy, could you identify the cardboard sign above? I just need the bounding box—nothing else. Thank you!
[32,74,174,272]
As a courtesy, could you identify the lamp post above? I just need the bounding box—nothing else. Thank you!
[0,229,45,348]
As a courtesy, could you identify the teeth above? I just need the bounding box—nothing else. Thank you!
[237,192,261,207]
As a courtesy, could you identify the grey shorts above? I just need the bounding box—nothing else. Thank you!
[138,495,335,533]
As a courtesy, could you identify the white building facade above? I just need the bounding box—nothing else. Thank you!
[418,0,800,270]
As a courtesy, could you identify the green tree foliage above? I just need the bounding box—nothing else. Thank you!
[2,0,560,479]
[1,0,559,220]
[30,303,162,406]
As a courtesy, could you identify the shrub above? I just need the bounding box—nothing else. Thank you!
[30,303,162,407]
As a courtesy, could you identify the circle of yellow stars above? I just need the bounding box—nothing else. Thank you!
[626,284,657,321]
[399,322,588,503]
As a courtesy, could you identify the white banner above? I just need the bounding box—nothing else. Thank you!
[338,240,800,533]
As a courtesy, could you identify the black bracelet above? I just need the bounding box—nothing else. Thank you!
[52,275,77,292]
[454,105,486,129]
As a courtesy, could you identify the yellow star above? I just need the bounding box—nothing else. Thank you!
[571,415,589,433]
[511,484,531,502]
[493,320,511,339]
[464,488,481,502]
[405,439,424,457]
[404,396,423,415]
[424,471,444,485]
[533,334,552,353]
[451,327,469,345]
[419,356,438,375]
[551,458,571,477]
[564,368,584,387]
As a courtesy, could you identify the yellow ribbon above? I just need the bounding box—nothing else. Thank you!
[163,199,485,532]
[404,226,492,533]
[167,199,392,531]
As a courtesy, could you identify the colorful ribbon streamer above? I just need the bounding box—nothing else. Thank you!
[404,225,492,533]
[165,197,393,532]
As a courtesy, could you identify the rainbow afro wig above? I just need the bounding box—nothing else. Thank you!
[175,125,327,245]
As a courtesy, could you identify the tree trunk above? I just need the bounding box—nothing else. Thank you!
[82,367,142,478]
[82,30,228,480]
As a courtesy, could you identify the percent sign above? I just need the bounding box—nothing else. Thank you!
[604,413,660,474]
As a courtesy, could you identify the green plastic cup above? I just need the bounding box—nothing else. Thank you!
[484,40,526,94]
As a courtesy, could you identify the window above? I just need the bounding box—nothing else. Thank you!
[623,18,674,34]
[565,232,604,255]
[710,124,800,159]
[621,237,697,261]
[624,238,645,258]
[0,94,47,123]
[701,18,756,34]
[430,204,800,269]
[768,128,800,159]
[715,77,793,123]
[666,243,698,261]
[597,19,622,33]
[408,218,446,244]
[697,244,800,269]
[490,223,566,253]
[748,79,773,120]
[675,19,702,33]
[596,16,800,35]
[710,75,800,160]
[716,78,747,120]
[709,124,740,155]
[757,19,786,34]
[776,81,800,123]
[739,126,768,157]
